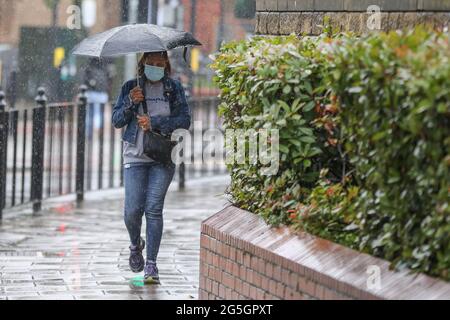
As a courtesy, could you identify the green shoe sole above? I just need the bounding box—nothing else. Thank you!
[143,277,161,285]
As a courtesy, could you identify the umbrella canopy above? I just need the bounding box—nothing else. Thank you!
[71,24,202,58]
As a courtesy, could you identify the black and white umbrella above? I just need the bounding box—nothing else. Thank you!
[71,24,202,58]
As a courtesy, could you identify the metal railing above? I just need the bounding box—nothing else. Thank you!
[0,86,226,219]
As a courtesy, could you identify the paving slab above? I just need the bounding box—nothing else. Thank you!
[0,175,231,300]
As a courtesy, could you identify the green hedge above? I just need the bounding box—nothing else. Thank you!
[211,27,450,280]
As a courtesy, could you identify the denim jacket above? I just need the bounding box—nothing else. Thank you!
[112,75,191,145]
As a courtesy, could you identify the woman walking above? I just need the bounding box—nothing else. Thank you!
[112,51,191,283]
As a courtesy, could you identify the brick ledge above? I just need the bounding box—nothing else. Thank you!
[199,205,450,300]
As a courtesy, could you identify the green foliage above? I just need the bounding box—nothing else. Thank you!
[211,33,346,227]
[292,177,360,248]
[211,26,450,281]
[330,28,450,279]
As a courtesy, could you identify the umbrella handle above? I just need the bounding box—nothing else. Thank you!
[136,61,141,89]
[135,59,143,116]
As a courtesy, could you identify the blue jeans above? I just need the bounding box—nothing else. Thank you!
[124,162,175,263]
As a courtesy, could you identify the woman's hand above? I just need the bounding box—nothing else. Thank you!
[137,115,152,132]
[129,86,145,105]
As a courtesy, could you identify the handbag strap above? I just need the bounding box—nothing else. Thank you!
[135,77,176,140]
[136,77,171,138]
[138,76,149,115]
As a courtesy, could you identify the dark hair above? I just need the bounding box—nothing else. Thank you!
[138,51,172,77]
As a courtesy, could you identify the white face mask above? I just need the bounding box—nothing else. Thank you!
[144,64,165,82]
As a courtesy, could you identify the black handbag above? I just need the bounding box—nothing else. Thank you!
[142,129,178,165]
[137,83,178,165]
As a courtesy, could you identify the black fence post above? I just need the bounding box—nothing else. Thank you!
[179,161,186,190]
[179,96,192,191]
[0,91,9,220]
[76,85,87,206]
[31,87,47,214]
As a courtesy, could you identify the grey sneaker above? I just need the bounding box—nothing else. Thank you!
[144,261,160,284]
[129,238,145,273]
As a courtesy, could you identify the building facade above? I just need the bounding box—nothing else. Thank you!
[0,0,122,47]
[0,0,255,99]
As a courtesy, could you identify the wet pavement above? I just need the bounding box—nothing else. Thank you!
[0,175,231,300]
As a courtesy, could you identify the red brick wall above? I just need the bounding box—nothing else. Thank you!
[181,0,255,54]
[199,205,450,300]
[181,0,221,53]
